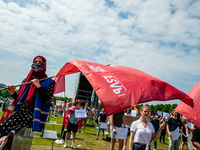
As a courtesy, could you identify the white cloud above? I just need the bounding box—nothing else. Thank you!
[0,0,199,103]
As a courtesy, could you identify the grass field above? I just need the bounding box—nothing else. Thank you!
[0,110,186,150]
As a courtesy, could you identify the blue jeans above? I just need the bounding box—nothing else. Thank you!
[154,141,157,149]
[98,125,105,132]
[132,143,147,150]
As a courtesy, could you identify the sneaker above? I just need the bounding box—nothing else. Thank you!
[71,144,76,149]
[96,137,98,140]
[122,148,127,150]
[82,130,84,133]
[102,138,105,140]
[63,143,67,148]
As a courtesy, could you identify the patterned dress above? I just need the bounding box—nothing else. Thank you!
[0,81,55,138]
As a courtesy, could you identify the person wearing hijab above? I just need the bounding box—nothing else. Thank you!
[129,106,165,150]
[0,55,55,138]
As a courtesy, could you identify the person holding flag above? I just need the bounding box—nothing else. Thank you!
[63,100,81,148]
[0,55,55,138]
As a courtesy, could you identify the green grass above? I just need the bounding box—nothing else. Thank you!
[0,110,187,150]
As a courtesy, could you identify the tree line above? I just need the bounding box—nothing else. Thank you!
[0,90,177,113]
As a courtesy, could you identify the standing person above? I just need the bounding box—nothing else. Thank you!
[63,100,81,148]
[167,111,183,150]
[123,108,132,150]
[110,110,126,150]
[159,116,167,144]
[129,106,165,150]
[106,115,111,139]
[0,55,55,138]
[180,119,188,150]
[96,108,107,140]
[191,127,200,150]
[81,103,90,133]
[150,113,160,150]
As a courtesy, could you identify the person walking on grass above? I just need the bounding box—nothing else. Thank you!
[96,108,107,140]
[63,100,81,148]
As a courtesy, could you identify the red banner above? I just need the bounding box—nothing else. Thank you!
[0,109,12,122]
[56,60,193,116]
[54,75,65,94]
[175,81,200,129]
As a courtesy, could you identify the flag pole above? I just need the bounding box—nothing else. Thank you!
[150,109,175,143]
[0,76,55,91]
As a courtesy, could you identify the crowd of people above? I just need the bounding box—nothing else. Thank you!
[59,102,200,150]
[0,97,13,111]
[0,55,199,150]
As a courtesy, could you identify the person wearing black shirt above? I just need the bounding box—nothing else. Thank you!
[150,113,160,150]
[110,110,126,150]
[167,111,183,150]
[191,127,200,150]
[96,108,107,140]
[180,119,188,150]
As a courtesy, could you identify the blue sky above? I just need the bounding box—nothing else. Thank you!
[0,0,200,105]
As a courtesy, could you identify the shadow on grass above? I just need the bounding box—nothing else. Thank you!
[76,138,84,141]
[83,133,96,136]
[76,148,92,150]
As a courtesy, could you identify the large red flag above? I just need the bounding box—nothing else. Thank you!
[54,75,65,94]
[56,60,193,116]
[175,81,200,128]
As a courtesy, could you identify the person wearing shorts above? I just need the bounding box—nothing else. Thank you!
[110,110,126,150]
[96,108,107,140]
[63,100,81,149]
[167,111,183,150]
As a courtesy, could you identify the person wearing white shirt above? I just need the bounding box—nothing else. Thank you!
[129,106,165,150]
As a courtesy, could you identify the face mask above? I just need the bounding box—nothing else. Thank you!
[31,63,45,72]
[175,113,178,117]
[155,116,158,119]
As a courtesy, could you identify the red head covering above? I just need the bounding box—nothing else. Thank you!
[12,55,47,108]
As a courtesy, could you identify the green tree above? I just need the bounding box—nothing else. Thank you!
[150,105,154,112]
[162,105,169,113]
[169,106,174,113]
[98,103,102,109]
